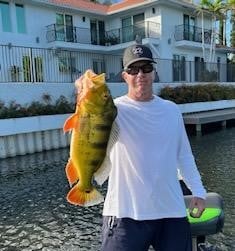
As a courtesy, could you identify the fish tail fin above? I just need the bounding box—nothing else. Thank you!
[67,185,104,207]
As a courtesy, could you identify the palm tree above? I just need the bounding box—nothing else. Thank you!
[228,0,235,9]
[226,0,235,62]
[196,0,208,61]
[199,0,225,62]
[227,0,235,47]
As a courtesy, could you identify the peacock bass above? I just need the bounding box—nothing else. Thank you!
[63,70,117,207]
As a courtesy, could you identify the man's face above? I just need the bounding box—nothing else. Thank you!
[122,60,155,101]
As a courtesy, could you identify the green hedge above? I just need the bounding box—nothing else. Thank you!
[0,95,75,119]
[159,84,235,104]
[1,84,235,119]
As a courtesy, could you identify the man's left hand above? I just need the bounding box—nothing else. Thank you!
[189,197,206,218]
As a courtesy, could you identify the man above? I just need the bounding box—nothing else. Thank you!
[101,44,206,251]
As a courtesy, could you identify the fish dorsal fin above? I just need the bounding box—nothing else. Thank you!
[63,113,79,133]
[94,121,119,185]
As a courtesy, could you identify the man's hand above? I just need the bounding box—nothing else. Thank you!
[189,197,206,218]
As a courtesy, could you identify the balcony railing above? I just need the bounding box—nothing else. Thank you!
[104,21,160,45]
[175,24,212,44]
[46,21,160,45]
[46,24,91,44]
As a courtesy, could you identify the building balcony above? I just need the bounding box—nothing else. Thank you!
[174,24,212,49]
[174,24,234,52]
[46,21,160,48]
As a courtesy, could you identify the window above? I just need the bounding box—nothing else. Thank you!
[195,57,204,82]
[58,56,76,73]
[173,55,186,81]
[0,1,12,32]
[90,20,105,45]
[56,13,74,42]
[23,55,32,82]
[16,4,26,33]
[93,60,105,74]
[122,13,145,43]
[122,17,132,42]
[34,57,43,82]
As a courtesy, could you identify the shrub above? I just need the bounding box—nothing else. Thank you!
[0,95,75,119]
[159,84,235,104]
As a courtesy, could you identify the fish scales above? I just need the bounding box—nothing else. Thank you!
[63,70,117,207]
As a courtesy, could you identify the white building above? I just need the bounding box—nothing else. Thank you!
[0,0,233,83]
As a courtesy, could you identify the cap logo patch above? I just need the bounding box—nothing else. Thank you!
[132,47,143,56]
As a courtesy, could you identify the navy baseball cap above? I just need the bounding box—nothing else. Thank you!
[123,44,156,69]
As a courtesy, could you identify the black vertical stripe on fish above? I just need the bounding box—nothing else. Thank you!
[90,142,108,149]
[93,124,112,131]
[89,159,103,167]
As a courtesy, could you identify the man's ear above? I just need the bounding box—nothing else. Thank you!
[122,71,127,81]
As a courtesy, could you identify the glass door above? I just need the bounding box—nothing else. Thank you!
[56,14,65,41]
[189,16,195,41]
[122,17,132,43]
[90,20,98,45]
[133,13,145,40]
[98,21,105,45]
[172,55,186,81]
[183,14,195,41]
[195,57,204,81]
[90,20,105,45]
[65,15,73,42]
[56,14,73,42]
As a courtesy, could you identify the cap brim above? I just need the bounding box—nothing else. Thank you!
[124,58,156,69]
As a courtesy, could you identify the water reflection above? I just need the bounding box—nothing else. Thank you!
[190,128,235,251]
[0,128,234,251]
[0,149,103,251]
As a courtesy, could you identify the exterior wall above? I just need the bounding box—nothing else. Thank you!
[145,6,161,24]
[154,5,228,83]
[0,83,75,106]
[0,3,54,47]
[0,1,103,48]
[159,5,214,60]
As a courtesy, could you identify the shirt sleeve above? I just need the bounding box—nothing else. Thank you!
[177,113,206,199]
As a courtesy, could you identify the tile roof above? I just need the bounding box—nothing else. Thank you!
[108,0,146,13]
[48,0,147,15]
[50,0,109,14]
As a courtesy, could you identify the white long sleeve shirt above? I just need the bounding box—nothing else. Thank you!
[103,95,206,220]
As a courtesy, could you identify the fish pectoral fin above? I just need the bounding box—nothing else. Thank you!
[94,155,111,185]
[63,114,79,133]
[67,185,104,207]
[65,159,79,186]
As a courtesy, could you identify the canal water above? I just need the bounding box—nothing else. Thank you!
[0,127,234,251]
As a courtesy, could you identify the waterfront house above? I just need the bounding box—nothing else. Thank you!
[0,0,234,84]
